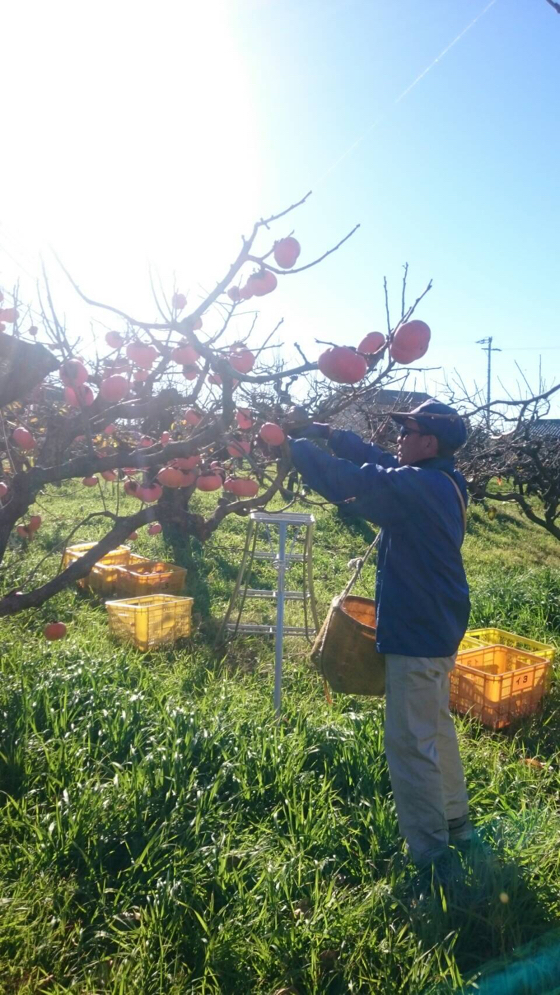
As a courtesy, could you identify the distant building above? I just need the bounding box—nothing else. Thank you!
[331,387,431,439]
[525,419,560,441]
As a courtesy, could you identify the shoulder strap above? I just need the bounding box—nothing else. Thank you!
[439,471,467,541]
[343,531,381,598]
[338,473,464,599]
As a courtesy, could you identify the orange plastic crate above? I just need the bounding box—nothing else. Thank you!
[113,559,186,597]
[451,644,552,729]
[106,594,193,650]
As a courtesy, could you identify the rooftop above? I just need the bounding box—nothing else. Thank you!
[331,388,432,437]
[525,419,560,441]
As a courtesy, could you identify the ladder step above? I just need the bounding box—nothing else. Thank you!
[245,589,309,600]
[250,512,316,525]
[252,551,305,562]
[226,623,316,636]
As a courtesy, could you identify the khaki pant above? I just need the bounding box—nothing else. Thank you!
[384,653,470,865]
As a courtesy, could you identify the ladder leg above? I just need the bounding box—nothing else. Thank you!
[215,518,256,644]
[274,522,287,716]
[305,523,320,631]
[232,522,259,637]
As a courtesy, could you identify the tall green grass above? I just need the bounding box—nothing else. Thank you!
[1,486,560,992]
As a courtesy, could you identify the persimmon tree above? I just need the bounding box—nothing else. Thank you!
[0,195,433,618]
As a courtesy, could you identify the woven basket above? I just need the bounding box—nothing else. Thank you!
[311,594,385,696]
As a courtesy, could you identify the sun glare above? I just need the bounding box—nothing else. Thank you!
[1,0,261,313]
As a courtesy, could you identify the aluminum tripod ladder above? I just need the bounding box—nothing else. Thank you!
[218,511,319,714]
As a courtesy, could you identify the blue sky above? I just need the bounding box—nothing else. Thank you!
[1,0,558,412]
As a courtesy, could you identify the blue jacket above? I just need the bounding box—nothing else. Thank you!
[290,430,470,657]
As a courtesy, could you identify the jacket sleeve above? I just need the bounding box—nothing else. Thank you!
[328,429,398,469]
[289,438,405,527]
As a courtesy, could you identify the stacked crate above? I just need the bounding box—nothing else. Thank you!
[63,541,193,650]
[62,543,131,597]
[452,628,555,729]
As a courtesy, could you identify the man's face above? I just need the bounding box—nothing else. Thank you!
[396,419,439,466]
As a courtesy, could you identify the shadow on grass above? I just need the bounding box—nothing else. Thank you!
[505,681,560,762]
[161,525,225,622]
[467,509,530,536]
[408,847,560,989]
[160,525,269,650]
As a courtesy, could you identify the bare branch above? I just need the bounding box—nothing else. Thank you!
[383,276,391,335]
[254,191,312,230]
[467,381,560,417]
[401,263,409,320]
[0,507,152,616]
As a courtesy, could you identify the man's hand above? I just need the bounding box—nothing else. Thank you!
[283,413,331,441]
[296,423,331,440]
[281,405,311,436]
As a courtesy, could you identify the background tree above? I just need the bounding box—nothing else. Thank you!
[432,359,560,539]
[456,388,560,541]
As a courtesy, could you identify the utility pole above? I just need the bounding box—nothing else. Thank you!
[476,337,501,429]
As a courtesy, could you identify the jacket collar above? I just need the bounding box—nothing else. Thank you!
[413,456,456,473]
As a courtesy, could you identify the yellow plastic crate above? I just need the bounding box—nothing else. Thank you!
[106,594,193,651]
[62,542,131,591]
[87,553,150,597]
[87,563,121,598]
[450,645,552,730]
[62,542,131,569]
[459,628,555,663]
[127,553,153,567]
[113,559,186,597]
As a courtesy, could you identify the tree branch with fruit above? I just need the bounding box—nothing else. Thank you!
[0,198,434,623]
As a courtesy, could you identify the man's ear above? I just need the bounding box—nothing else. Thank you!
[425,434,439,457]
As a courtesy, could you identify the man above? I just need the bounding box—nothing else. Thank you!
[288,399,472,875]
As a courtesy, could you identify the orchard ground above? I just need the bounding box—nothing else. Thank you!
[1,484,560,994]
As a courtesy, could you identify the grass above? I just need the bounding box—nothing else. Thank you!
[1,483,560,992]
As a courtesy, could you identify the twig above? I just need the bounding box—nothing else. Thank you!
[383,276,391,335]
[401,263,408,320]
[148,264,172,324]
[294,342,310,364]
[253,320,284,364]
[252,191,312,232]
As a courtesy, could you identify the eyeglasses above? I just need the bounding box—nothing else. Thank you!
[397,426,426,440]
